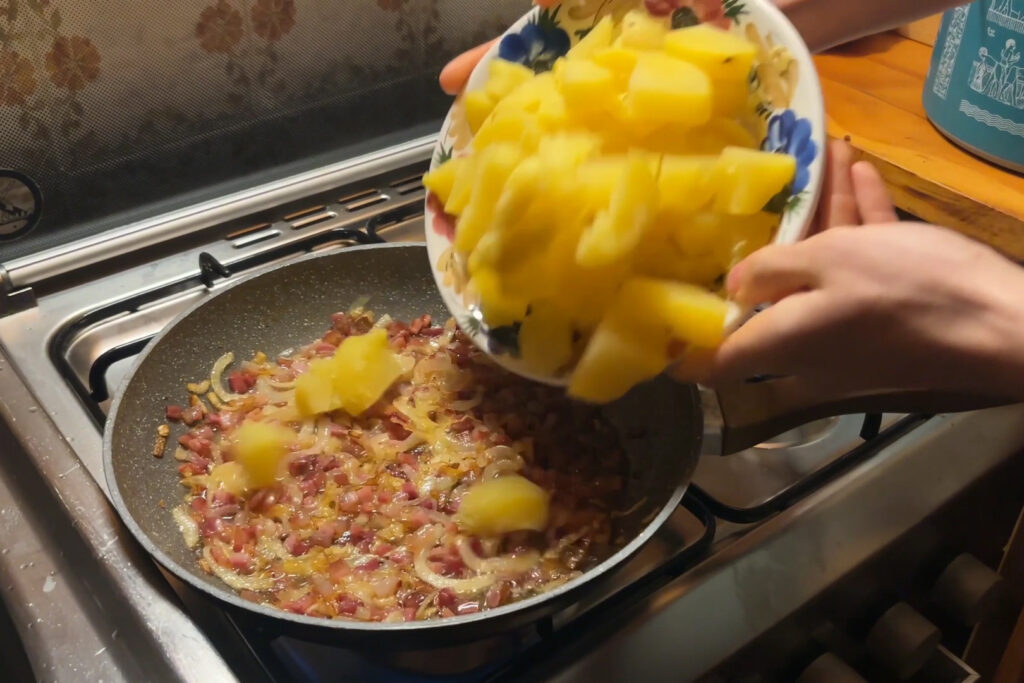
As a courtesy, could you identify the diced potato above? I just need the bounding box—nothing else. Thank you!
[575,152,658,267]
[473,112,541,153]
[208,461,249,497]
[568,311,668,403]
[657,155,717,215]
[722,211,777,267]
[558,58,617,111]
[444,154,477,216]
[295,358,340,416]
[485,59,535,101]
[519,301,574,376]
[469,268,529,327]
[233,421,295,489]
[422,157,462,207]
[614,9,668,50]
[331,328,404,416]
[496,72,556,114]
[455,475,550,536]
[664,25,756,83]
[615,277,732,349]
[536,131,602,170]
[568,15,614,61]
[636,247,724,287]
[492,157,544,236]
[455,143,521,254]
[463,90,496,135]
[671,211,727,259]
[549,231,626,327]
[467,230,502,275]
[592,47,639,86]
[664,25,756,115]
[713,147,796,215]
[624,53,712,128]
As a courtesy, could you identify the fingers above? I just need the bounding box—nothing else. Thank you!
[726,242,820,306]
[851,160,898,225]
[703,291,829,384]
[816,139,858,232]
[439,39,497,95]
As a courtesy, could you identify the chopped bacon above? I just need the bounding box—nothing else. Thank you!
[485,581,510,609]
[371,541,394,557]
[246,486,279,513]
[310,520,345,548]
[328,423,347,438]
[450,417,474,433]
[281,593,316,615]
[288,454,317,477]
[284,533,310,557]
[385,418,412,441]
[181,405,203,426]
[314,342,336,357]
[227,370,258,394]
[457,601,481,615]
[165,405,183,421]
[355,557,381,572]
[228,551,252,571]
[336,595,362,616]
[436,588,457,611]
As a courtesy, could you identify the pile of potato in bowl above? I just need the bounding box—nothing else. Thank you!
[424,1,824,403]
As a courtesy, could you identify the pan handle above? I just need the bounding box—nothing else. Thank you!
[699,380,1018,456]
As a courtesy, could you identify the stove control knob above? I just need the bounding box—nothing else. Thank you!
[865,602,941,680]
[931,553,1006,626]
[796,653,867,683]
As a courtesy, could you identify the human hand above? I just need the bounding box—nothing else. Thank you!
[439,0,559,95]
[674,141,1024,402]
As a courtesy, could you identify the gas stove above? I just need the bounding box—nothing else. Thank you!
[0,138,1021,683]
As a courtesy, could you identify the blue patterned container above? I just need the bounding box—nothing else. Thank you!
[924,1,1024,172]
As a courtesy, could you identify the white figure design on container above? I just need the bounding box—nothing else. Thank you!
[970,39,1024,109]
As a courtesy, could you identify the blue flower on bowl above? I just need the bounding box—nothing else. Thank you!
[761,109,817,194]
[498,7,571,73]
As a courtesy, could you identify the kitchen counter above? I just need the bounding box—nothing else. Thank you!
[815,33,1024,260]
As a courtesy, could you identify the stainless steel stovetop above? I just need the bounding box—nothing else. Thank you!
[0,138,1022,682]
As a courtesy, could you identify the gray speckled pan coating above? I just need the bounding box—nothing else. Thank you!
[103,243,701,645]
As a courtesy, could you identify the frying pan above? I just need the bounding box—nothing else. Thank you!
[102,243,1012,647]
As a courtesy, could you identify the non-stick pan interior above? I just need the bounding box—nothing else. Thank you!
[104,243,700,635]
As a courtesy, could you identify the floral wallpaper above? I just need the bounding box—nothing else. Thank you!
[0,0,527,257]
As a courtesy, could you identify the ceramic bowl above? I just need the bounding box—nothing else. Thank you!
[424,0,825,385]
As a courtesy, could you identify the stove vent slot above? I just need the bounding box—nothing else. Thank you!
[389,173,425,196]
[340,188,389,212]
[228,222,281,248]
[284,205,336,230]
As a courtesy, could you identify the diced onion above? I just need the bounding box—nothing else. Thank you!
[456,537,538,574]
[414,546,496,594]
[210,352,242,402]
[202,547,274,591]
[172,505,200,549]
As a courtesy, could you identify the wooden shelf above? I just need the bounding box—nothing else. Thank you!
[815,34,1024,260]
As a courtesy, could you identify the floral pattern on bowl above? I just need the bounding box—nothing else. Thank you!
[424,0,825,384]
